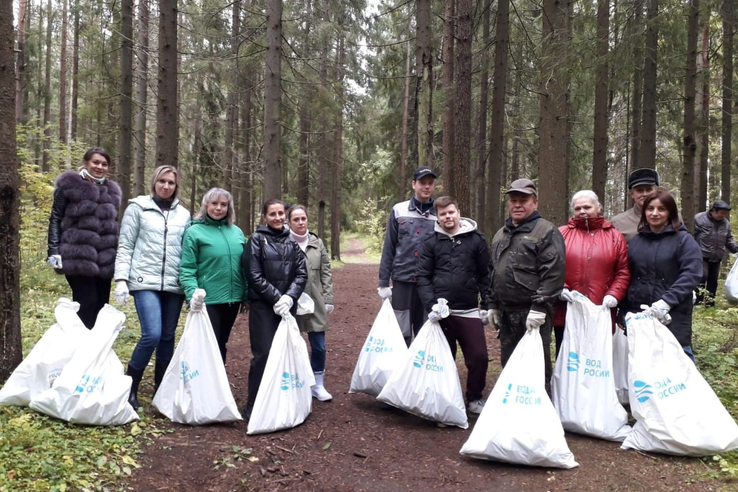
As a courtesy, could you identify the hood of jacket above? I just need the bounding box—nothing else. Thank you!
[434,217,477,238]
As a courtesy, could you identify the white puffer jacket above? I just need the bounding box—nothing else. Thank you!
[114,195,191,293]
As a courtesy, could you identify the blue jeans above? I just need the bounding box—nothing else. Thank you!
[308,332,326,373]
[129,290,185,372]
[683,345,696,363]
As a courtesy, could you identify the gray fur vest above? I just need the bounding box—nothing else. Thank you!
[55,171,122,278]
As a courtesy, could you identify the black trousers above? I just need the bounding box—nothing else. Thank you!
[440,315,488,402]
[391,280,427,346]
[499,307,553,394]
[246,301,281,409]
[65,275,112,329]
[697,259,721,307]
[205,302,240,364]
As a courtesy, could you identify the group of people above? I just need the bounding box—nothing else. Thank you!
[46,148,335,419]
[380,166,735,413]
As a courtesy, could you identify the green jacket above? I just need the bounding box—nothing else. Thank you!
[179,216,247,304]
[295,232,334,333]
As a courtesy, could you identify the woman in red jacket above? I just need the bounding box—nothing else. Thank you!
[554,190,631,356]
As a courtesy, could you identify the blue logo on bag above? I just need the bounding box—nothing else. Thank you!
[180,361,200,385]
[75,374,103,393]
[364,336,393,354]
[365,336,374,352]
[567,352,580,372]
[280,372,306,391]
[413,350,425,368]
[502,383,512,404]
[633,380,653,402]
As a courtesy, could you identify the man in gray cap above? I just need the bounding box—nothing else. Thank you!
[693,200,738,306]
[378,166,438,345]
[611,168,659,243]
[487,178,566,391]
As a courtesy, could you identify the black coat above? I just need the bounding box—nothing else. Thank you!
[242,225,308,309]
[624,223,703,347]
[417,221,491,312]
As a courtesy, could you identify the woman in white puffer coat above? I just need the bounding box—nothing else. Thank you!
[113,165,191,411]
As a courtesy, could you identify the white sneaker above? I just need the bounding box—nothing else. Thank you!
[467,399,485,415]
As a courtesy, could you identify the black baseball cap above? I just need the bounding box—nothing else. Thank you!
[628,168,659,189]
[712,200,732,211]
[413,166,437,180]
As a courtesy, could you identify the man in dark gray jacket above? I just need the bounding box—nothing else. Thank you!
[694,200,738,306]
[378,166,437,346]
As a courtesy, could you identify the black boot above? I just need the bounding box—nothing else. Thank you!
[153,360,167,396]
[126,365,144,411]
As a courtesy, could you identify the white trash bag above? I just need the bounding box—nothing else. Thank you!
[621,312,738,455]
[247,313,315,435]
[725,257,738,304]
[377,317,468,428]
[296,292,315,315]
[152,305,242,424]
[0,298,89,407]
[551,293,631,441]
[29,305,139,426]
[612,324,629,406]
[349,299,408,396]
[460,327,578,468]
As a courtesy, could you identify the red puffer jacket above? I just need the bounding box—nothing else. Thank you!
[553,216,630,327]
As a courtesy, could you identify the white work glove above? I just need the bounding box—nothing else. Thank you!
[190,288,206,311]
[114,280,129,306]
[525,310,547,332]
[480,310,490,326]
[274,294,294,316]
[602,295,618,309]
[46,255,63,269]
[428,298,450,323]
[325,303,334,314]
[378,286,392,300]
[641,299,672,325]
[559,288,576,303]
[489,309,502,330]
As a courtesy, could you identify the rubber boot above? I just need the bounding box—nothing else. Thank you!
[153,360,167,396]
[126,365,144,411]
[311,372,333,401]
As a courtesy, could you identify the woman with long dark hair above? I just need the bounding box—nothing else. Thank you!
[114,165,191,410]
[622,190,702,361]
[241,199,307,419]
[47,147,121,329]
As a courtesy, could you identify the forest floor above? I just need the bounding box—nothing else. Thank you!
[126,240,735,492]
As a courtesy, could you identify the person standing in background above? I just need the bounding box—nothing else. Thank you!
[693,200,738,307]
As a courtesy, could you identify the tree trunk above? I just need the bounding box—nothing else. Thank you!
[475,0,490,233]
[399,38,412,201]
[239,79,253,230]
[592,0,609,201]
[263,0,282,200]
[42,0,53,172]
[223,0,241,194]
[297,0,311,207]
[416,0,434,169]
[510,41,522,183]
[0,0,22,381]
[71,0,80,140]
[697,22,709,212]
[538,0,570,227]
[156,0,179,169]
[331,35,345,261]
[487,0,509,233]
[681,0,698,231]
[639,0,658,169]
[317,12,330,240]
[723,0,734,202]
[442,0,455,187]
[119,0,133,207]
[59,0,69,143]
[15,0,28,122]
[133,0,149,197]
[452,0,471,211]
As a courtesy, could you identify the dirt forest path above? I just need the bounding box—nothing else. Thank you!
[128,247,729,492]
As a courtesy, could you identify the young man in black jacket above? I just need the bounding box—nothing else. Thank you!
[417,196,491,414]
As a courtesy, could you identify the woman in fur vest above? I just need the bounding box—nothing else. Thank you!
[47,148,122,329]
[113,166,191,410]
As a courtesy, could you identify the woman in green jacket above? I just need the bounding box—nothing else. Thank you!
[288,205,334,401]
[180,188,247,363]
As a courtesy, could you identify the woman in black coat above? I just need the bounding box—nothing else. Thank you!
[241,199,308,419]
[47,148,121,328]
[622,190,702,361]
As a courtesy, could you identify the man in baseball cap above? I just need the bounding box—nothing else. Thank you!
[611,168,659,243]
[694,200,738,306]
